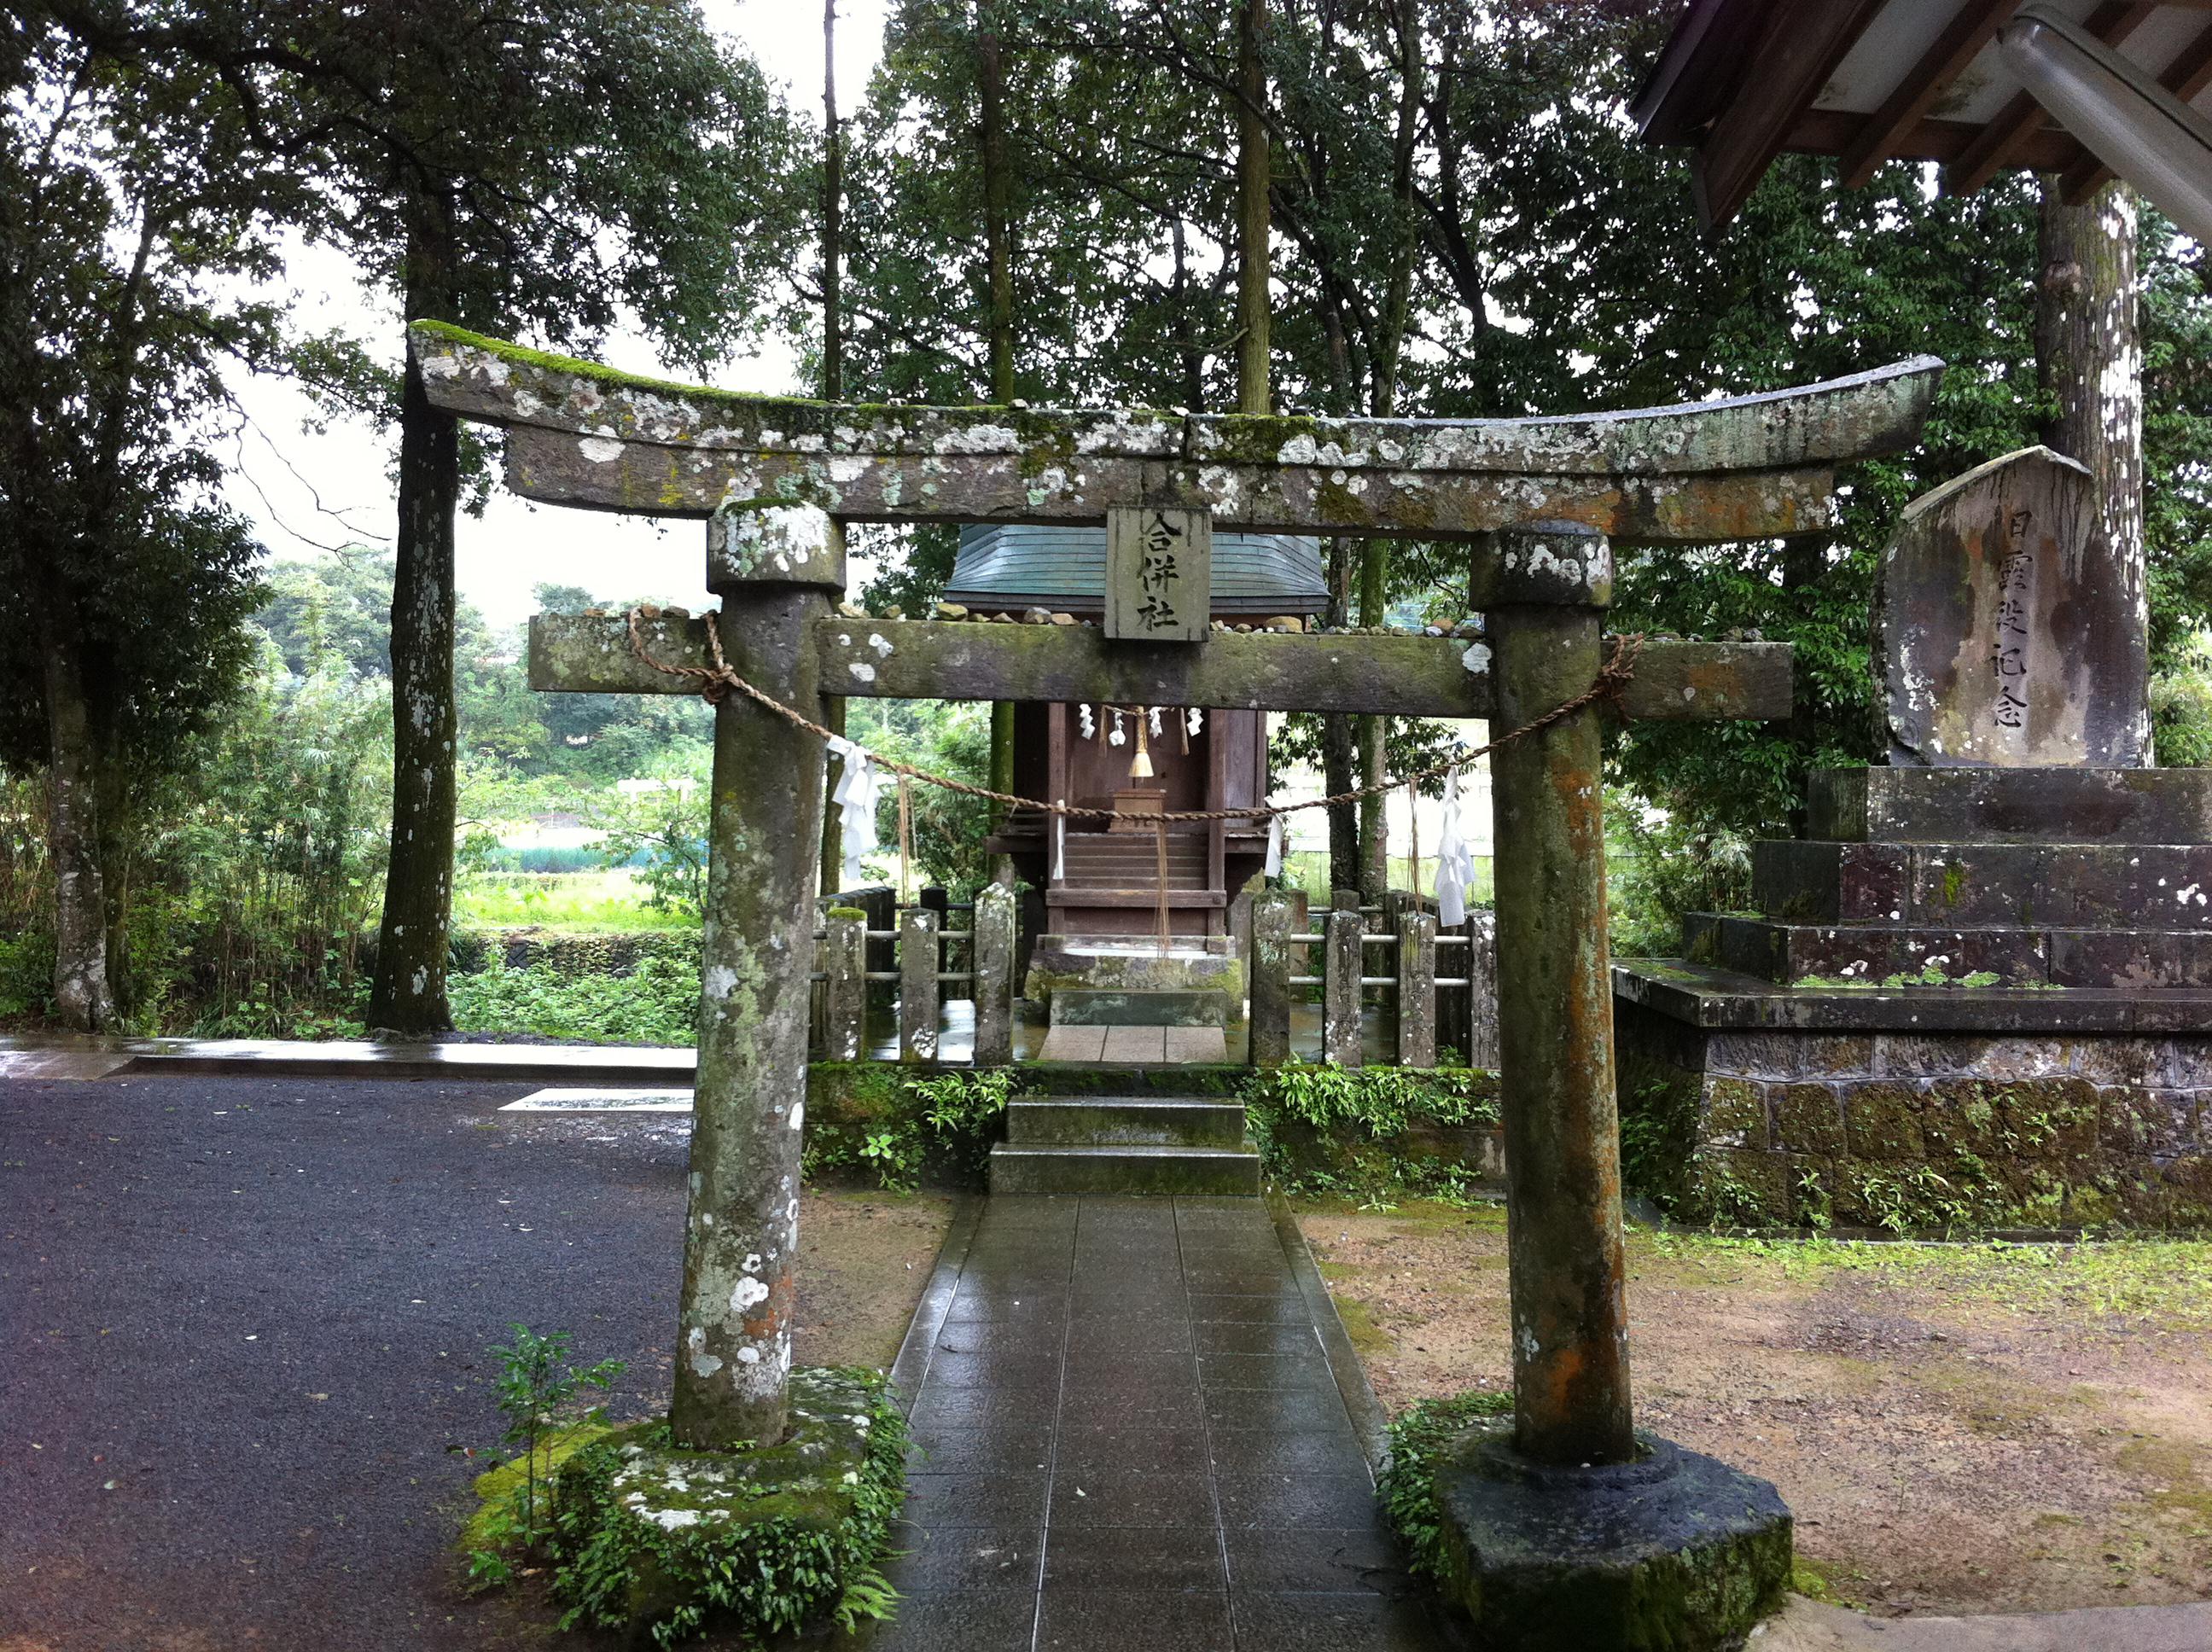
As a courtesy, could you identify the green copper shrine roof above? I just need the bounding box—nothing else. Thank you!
[946,524,1327,616]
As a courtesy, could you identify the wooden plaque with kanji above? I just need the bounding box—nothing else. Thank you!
[1106,506,1210,643]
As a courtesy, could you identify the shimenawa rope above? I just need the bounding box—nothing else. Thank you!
[625,608,1644,824]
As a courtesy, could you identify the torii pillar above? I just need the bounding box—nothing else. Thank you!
[670,504,841,1449]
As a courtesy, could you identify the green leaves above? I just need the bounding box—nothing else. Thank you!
[480,1323,628,1564]
[1376,1387,1516,1579]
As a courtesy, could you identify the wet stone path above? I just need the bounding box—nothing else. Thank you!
[865,1194,1449,1652]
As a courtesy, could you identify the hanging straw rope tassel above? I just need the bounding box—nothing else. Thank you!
[1407,778,1421,904]
[1155,819,1171,956]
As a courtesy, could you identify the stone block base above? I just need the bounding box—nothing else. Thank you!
[1614,974,2212,1230]
[1054,986,1233,1026]
[1023,934,1246,1026]
[548,1368,904,1643]
[1432,1426,1790,1652]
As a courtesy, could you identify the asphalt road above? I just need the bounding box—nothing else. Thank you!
[1,1073,696,1651]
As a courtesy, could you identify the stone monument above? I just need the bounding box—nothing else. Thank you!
[1616,445,2212,1231]
[1873,446,2150,767]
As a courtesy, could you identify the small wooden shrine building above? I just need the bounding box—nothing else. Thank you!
[948,524,1326,938]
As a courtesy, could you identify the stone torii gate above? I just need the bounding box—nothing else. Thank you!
[414,323,1939,1644]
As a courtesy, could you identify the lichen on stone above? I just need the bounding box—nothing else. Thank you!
[547,1366,907,1646]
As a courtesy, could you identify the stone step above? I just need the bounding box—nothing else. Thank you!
[987,1143,1263,1196]
[1005,1097,1248,1148]
[1810,765,2212,846]
[1054,986,1233,1027]
[1683,912,2212,988]
[1753,840,2212,928]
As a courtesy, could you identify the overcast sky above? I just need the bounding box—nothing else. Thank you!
[227,0,893,629]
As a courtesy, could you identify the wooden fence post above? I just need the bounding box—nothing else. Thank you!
[824,907,866,1062]
[862,886,897,1016]
[1468,910,1499,1069]
[900,908,940,1063]
[1324,906,1365,1067]
[1397,910,1437,1068]
[1250,889,1293,1068]
[972,881,1016,1067]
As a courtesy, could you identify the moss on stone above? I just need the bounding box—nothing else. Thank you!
[1021,1062,1246,1096]
[549,1366,906,1646]
[1702,1078,1766,1149]
[416,318,991,425]
[461,1419,615,1557]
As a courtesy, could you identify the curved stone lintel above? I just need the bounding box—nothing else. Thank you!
[410,322,1942,543]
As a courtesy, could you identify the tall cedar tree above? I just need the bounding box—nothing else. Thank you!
[841,2,2208,855]
[204,2,798,1030]
[2,11,282,1027]
[31,1,803,1031]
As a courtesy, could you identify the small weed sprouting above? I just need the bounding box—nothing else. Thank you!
[466,1325,626,1585]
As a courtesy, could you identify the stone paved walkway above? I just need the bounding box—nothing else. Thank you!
[865,1194,1448,1652]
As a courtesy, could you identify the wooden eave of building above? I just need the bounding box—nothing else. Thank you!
[1633,0,2212,227]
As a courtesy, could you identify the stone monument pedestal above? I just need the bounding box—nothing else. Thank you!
[1614,776,2212,1230]
[1616,449,2210,1230]
[1430,1427,1791,1652]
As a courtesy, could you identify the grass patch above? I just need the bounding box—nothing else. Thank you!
[455,870,700,934]
[1330,1293,1394,1357]
[1789,1555,1871,1608]
[1638,1230,2212,1331]
[450,954,699,1045]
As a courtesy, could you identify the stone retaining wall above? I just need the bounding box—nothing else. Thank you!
[1616,1002,2212,1230]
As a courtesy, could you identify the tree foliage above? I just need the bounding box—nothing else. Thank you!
[839,0,2209,848]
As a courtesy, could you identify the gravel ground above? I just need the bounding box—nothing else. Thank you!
[0,1074,949,1651]
[1301,1201,2212,1619]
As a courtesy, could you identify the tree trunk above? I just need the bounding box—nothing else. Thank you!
[368,216,461,1033]
[94,753,134,1019]
[978,9,1016,404]
[1171,218,1204,413]
[977,4,1019,848]
[822,0,844,405]
[1356,539,1388,898]
[35,585,114,1032]
[1781,532,1827,835]
[1235,0,1270,416]
[1323,538,1357,892]
[2035,175,2151,764]
[819,0,847,894]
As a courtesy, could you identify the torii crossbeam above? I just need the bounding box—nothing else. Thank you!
[413,323,1939,1632]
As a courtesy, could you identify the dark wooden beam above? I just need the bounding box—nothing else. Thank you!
[1784,107,2081,168]
[1632,0,1773,145]
[527,613,1796,724]
[1946,2,2159,195]
[1842,0,2026,188]
[2062,18,2212,201]
[1691,0,1890,230]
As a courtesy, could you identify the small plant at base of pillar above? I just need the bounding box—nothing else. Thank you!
[548,1367,908,1646]
[1375,1388,1516,1576]
[465,1325,626,1585]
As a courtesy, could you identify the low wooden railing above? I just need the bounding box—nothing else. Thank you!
[810,882,1017,1065]
[1251,887,1498,1069]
